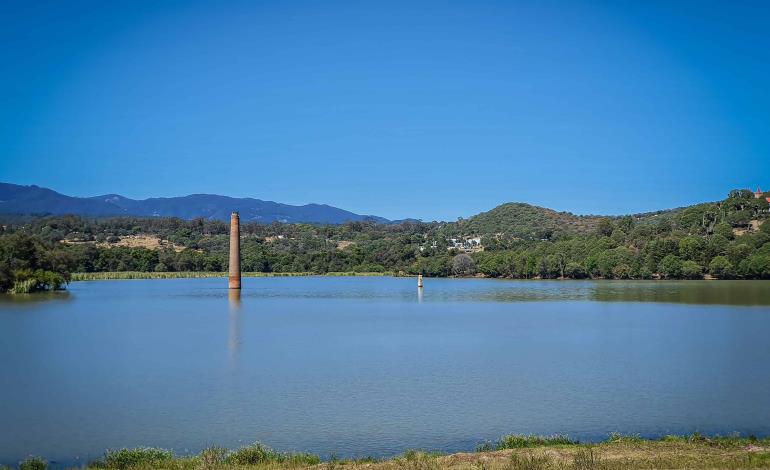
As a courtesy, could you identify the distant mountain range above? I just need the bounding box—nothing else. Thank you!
[0,183,391,224]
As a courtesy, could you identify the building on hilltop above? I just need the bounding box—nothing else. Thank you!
[755,185,770,203]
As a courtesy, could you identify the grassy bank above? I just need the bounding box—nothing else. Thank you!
[70,271,394,281]
[7,434,770,470]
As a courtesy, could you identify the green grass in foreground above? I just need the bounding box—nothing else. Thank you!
[6,433,770,470]
[70,271,394,281]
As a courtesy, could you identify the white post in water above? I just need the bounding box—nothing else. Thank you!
[417,274,424,288]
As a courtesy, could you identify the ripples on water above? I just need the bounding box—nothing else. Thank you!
[1,277,769,466]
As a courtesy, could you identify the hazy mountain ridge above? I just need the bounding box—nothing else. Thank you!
[0,182,742,234]
[0,183,389,224]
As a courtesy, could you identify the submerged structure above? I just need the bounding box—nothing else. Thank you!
[228,212,241,289]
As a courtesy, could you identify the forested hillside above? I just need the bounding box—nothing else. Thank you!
[453,202,604,239]
[1,189,769,293]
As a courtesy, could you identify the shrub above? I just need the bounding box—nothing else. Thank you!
[496,434,575,450]
[224,443,276,465]
[98,447,173,469]
[476,441,494,452]
[635,266,654,280]
[681,260,703,279]
[8,269,66,294]
[611,264,631,279]
[199,446,227,469]
[224,442,319,466]
[605,432,643,443]
[564,262,587,279]
[659,255,683,279]
[397,450,441,470]
[709,256,734,279]
[713,222,734,240]
[19,457,47,470]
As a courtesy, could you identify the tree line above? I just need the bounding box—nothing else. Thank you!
[1,189,768,293]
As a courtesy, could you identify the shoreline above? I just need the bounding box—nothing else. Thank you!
[6,433,770,470]
[67,271,755,282]
[69,271,396,281]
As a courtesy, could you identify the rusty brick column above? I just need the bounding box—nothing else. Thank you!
[228,212,241,289]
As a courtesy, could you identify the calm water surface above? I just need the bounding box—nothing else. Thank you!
[1,277,770,465]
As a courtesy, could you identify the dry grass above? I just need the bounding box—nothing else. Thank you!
[57,437,770,470]
[62,235,186,252]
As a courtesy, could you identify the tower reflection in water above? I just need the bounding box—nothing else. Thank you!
[417,286,424,303]
[228,289,241,362]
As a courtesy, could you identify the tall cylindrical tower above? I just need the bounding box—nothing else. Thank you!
[228,212,241,289]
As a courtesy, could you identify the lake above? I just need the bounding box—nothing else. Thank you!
[1,277,770,466]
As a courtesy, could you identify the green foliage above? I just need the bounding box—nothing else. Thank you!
[223,442,276,465]
[713,222,734,240]
[198,446,227,469]
[0,232,70,293]
[605,432,644,443]
[9,269,66,293]
[1,188,768,286]
[709,256,734,279]
[94,448,173,469]
[596,218,614,237]
[659,255,684,279]
[565,261,587,279]
[19,457,47,470]
[681,260,703,279]
[223,442,319,466]
[495,434,576,450]
[454,203,602,240]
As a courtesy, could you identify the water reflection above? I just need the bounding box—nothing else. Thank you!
[417,287,424,303]
[458,280,770,306]
[590,281,770,306]
[0,290,71,307]
[228,289,241,362]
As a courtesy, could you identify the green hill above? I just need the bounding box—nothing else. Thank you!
[453,203,603,239]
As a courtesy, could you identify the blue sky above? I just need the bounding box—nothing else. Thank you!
[2,0,769,221]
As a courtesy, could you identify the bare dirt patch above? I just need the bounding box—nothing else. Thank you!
[336,240,355,250]
[101,235,185,252]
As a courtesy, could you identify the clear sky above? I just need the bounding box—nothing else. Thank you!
[2,0,769,221]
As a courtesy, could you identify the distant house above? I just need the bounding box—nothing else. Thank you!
[754,185,770,203]
[446,236,483,252]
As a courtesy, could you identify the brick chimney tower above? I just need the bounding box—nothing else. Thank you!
[228,212,241,289]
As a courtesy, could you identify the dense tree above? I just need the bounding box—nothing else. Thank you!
[660,255,684,279]
[709,256,734,279]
